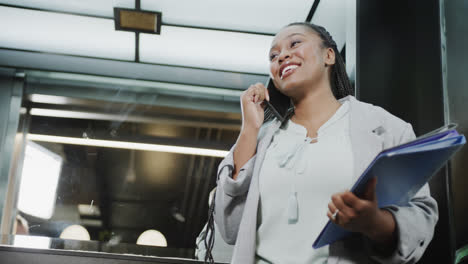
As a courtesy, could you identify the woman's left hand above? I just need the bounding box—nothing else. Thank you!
[327,178,397,246]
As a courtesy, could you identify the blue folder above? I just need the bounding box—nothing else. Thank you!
[312,125,466,249]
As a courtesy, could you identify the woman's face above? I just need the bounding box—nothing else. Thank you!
[269,25,333,97]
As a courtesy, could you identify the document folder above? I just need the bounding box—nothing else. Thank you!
[312,125,466,249]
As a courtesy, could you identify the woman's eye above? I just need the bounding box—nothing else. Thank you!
[269,53,278,61]
[291,40,301,47]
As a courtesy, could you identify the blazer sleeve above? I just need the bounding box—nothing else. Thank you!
[366,123,439,264]
[213,144,256,245]
[213,122,272,245]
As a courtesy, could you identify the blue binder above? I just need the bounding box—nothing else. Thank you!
[312,125,466,249]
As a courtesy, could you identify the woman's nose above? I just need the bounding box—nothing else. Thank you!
[278,51,291,64]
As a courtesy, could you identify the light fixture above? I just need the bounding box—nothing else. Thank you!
[17,141,63,219]
[139,25,272,74]
[27,134,229,158]
[25,70,243,99]
[28,108,241,131]
[136,230,167,247]
[30,108,128,121]
[141,0,314,35]
[60,225,91,241]
[114,8,162,34]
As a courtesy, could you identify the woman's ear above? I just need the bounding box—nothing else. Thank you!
[324,47,336,66]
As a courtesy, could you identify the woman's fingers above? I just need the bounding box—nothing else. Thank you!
[253,83,267,103]
[245,83,268,103]
[328,190,381,235]
[331,193,357,220]
[341,192,362,209]
[362,177,378,201]
[240,83,268,130]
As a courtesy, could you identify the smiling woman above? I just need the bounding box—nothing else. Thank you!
[211,22,438,264]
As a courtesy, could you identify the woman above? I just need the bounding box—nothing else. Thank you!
[213,22,438,264]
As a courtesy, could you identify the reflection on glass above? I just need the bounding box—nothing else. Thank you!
[136,230,168,247]
[60,225,91,241]
[77,204,101,216]
[27,134,229,157]
[17,141,63,219]
[13,235,51,249]
[8,91,240,260]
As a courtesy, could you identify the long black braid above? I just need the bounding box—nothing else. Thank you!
[203,188,216,263]
[264,22,354,125]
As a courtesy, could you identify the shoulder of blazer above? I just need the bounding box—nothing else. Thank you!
[348,96,412,143]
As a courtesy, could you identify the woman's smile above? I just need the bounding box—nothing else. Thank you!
[280,62,301,80]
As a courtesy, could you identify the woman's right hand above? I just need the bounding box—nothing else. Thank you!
[240,83,270,131]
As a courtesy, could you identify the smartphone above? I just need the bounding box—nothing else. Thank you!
[264,78,292,123]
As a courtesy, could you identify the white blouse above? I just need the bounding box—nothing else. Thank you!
[256,101,354,264]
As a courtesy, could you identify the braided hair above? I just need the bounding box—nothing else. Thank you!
[264,22,354,124]
[203,189,216,263]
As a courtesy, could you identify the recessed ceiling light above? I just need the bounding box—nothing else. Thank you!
[27,134,229,158]
[114,8,162,34]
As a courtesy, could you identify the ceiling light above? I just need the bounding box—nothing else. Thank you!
[25,70,243,98]
[27,134,229,158]
[114,8,162,34]
[139,25,272,74]
[141,0,314,34]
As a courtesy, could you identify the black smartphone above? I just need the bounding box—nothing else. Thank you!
[264,78,292,123]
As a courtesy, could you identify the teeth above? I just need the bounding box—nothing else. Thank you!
[281,65,299,79]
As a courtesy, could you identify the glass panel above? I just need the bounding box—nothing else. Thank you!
[142,0,314,34]
[140,26,273,74]
[4,74,241,261]
[311,0,346,50]
[443,0,468,250]
[0,6,135,60]
[0,0,134,17]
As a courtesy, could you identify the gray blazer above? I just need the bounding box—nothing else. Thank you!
[214,96,438,264]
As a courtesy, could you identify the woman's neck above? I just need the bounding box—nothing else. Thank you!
[291,86,341,133]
